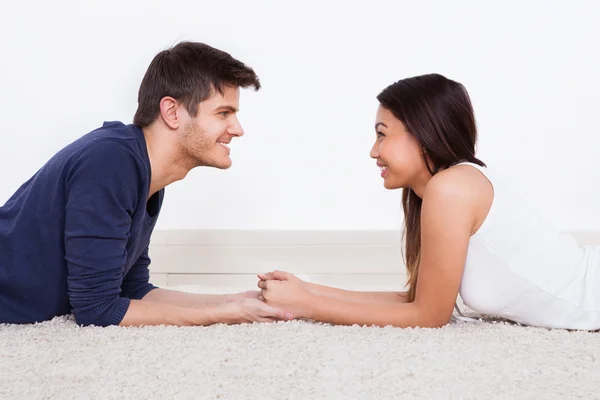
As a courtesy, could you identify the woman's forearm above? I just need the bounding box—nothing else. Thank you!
[307,282,409,303]
[305,295,445,328]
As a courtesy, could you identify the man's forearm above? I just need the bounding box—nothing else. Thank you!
[141,287,233,308]
[307,283,409,303]
[119,299,227,327]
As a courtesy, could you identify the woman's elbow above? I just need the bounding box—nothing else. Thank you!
[402,306,452,328]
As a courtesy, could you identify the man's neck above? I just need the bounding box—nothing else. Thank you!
[142,125,192,200]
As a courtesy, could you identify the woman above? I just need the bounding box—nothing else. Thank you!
[257,73,600,330]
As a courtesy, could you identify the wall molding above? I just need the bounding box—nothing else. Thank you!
[148,230,600,289]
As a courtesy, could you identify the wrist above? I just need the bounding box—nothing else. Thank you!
[189,303,229,325]
[179,306,206,326]
[221,293,237,303]
[305,281,319,295]
[302,290,318,320]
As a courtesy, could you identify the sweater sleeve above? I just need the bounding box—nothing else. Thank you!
[64,140,143,327]
[120,246,158,299]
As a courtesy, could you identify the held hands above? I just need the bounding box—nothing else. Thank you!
[216,271,312,324]
[220,297,294,324]
[257,270,313,320]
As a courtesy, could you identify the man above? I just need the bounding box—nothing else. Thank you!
[0,41,292,327]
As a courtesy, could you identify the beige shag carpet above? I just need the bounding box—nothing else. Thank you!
[1,288,599,399]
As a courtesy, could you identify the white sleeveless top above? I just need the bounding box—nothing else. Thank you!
[456,162,600,330]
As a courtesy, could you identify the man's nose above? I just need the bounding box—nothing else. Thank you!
[228,118,244,137]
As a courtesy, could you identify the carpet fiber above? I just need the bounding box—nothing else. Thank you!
[1,290,599,399]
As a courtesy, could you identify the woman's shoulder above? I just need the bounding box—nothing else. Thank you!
[427,163,491,196]
[423,163,494,221]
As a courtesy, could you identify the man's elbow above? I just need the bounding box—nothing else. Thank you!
[72,307,111,327]
[120,282,158,300]
[71,297,130,327]
[73,312,107,327]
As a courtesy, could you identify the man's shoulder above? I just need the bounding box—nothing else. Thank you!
[79,121,142,153]
[63,122,146,165]
[60,123,150,197]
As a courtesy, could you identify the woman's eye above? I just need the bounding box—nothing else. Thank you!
[377,131,385,138]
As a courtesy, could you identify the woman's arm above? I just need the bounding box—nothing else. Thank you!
[258,272,408,304]
[309,283,409,303]
[259,167,484,327]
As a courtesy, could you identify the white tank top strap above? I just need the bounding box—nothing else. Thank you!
[452,161,491,181]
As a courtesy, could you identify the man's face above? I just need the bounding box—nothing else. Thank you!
[180,85,244,169]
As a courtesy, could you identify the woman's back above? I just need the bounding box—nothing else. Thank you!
[456,162,600,330]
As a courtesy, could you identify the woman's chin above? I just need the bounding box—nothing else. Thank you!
[383,179,401,190]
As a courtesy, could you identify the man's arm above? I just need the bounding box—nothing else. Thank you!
[123,247,250,308]
[119,299,221,326]
[65,141,151,326]
[141,287,238,307]
[120,246,159,300]
[64,142,236,326]
[64,141,283,327]
[120,298,290,327]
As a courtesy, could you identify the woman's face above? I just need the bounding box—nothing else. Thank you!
[370,105,428,190]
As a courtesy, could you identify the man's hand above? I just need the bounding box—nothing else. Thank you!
[257,270,314,319]
[218,298,293,324]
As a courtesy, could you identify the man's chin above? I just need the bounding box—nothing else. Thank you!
[215,158,232,170]
[196,154,232,170]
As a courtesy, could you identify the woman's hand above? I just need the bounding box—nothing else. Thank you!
[257,270,303,284]
[257,270,314,319]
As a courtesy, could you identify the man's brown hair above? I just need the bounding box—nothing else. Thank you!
[133,41,261,127]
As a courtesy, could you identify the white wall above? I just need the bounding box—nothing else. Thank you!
[0,0,598,231]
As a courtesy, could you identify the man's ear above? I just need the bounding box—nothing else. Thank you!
[158,96,181,129]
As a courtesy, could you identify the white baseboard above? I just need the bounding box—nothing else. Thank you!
[147,230,600,289]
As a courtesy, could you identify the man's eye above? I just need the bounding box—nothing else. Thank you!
[219,112,228,117]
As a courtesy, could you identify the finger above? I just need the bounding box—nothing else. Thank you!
[257,280,267,290]
[272,270,288,280]
[256,317,280,323]
[258,314,287,322]
[257,272,273,281]
[258,294,265,302]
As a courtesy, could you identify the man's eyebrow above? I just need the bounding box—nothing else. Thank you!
[215,105,238,113]
[375,122,387,130]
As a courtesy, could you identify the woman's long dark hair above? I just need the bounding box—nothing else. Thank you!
[376,74,485,302]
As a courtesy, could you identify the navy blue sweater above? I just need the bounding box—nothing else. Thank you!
[0,121,162,326]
